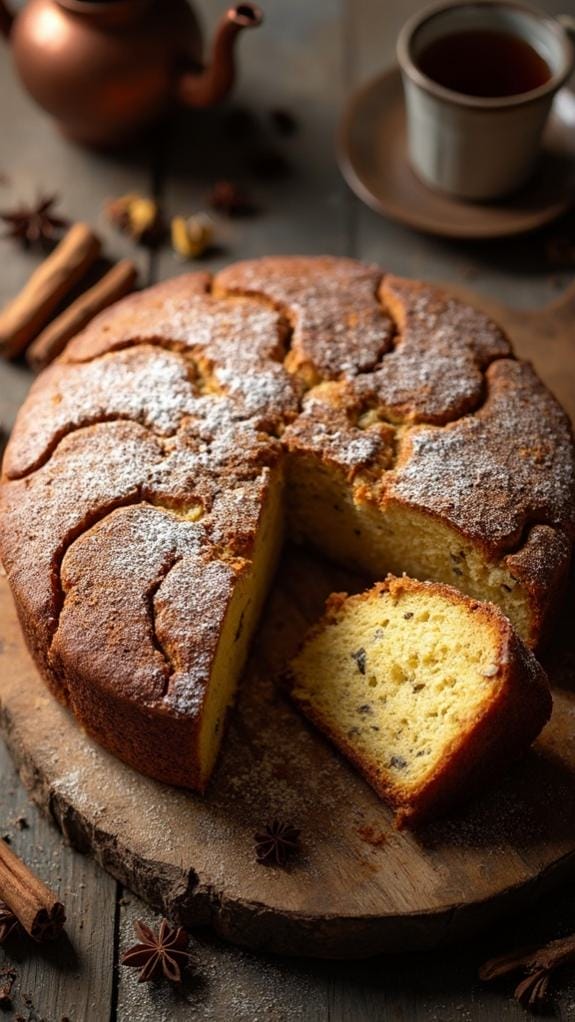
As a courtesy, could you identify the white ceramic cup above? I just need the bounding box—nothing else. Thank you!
[397,0,575,200]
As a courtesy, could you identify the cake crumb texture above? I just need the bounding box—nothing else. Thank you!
[287,576,552,826]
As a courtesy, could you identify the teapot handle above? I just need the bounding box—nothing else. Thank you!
[0,0,14,38]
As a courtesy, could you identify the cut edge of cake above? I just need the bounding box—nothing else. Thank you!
[284,575,552,827]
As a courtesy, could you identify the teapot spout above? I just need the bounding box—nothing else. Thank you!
[177,4,262,109]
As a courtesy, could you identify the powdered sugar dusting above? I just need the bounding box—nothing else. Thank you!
[215,255,394,381]
[0,258,573,759]
[392,359,575,546]
[353,276,511,424]
[4,346,200,478]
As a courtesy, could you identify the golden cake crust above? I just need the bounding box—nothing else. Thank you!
[0,257,573,789]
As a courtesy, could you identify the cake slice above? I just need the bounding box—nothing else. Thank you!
[285,576,552,827]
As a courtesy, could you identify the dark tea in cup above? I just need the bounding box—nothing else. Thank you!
[397,1,575,199]
[418,29,552,98]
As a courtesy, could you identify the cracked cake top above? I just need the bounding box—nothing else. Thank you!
[0,256,573,788]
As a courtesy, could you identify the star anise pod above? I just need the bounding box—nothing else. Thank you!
[0,194,68,250]
[254,820,300,866]
[121,918,193,984]
[480,932,575,1010]
[0,901,22,943]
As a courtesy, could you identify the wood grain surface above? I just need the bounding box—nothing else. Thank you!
[1,0,575,1017]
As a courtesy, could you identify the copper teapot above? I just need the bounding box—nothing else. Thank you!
[0,0,262,146]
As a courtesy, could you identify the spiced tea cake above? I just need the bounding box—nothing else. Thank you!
[0,258,572,789]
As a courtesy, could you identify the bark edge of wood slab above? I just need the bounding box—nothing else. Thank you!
[1,283,575,959]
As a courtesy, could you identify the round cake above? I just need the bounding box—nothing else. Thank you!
[0,257,573,789]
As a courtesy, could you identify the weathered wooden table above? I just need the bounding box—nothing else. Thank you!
[1,1,575,1018]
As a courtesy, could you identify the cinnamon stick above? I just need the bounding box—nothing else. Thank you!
[27,258,138,371]
[0,222,101,359]
[0,838,65,941]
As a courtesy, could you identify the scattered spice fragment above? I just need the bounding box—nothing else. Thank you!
[351,647,366,674]
[171,213,214,260]
[403,612,414,620]
[0,967,16,1009]
[270,108,298,137]
[121,919,193,984]
[357,825,387,847]
[480,932,575,1010]
[0,194,68,250]
[254,820,300,866]
[0,903,20,944]
[208,180,256,216]
[104,193,164,245]
[14,817,27,831]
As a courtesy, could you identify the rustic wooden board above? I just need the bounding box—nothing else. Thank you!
[1,284,575,960]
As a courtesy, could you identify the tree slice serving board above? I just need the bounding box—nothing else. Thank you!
[1,282,575,959]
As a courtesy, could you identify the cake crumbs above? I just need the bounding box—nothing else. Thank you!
[357,825,387,848]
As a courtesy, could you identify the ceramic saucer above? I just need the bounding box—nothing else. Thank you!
[338,67,575,240]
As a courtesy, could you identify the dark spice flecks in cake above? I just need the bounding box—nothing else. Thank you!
[351,647,367,674]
